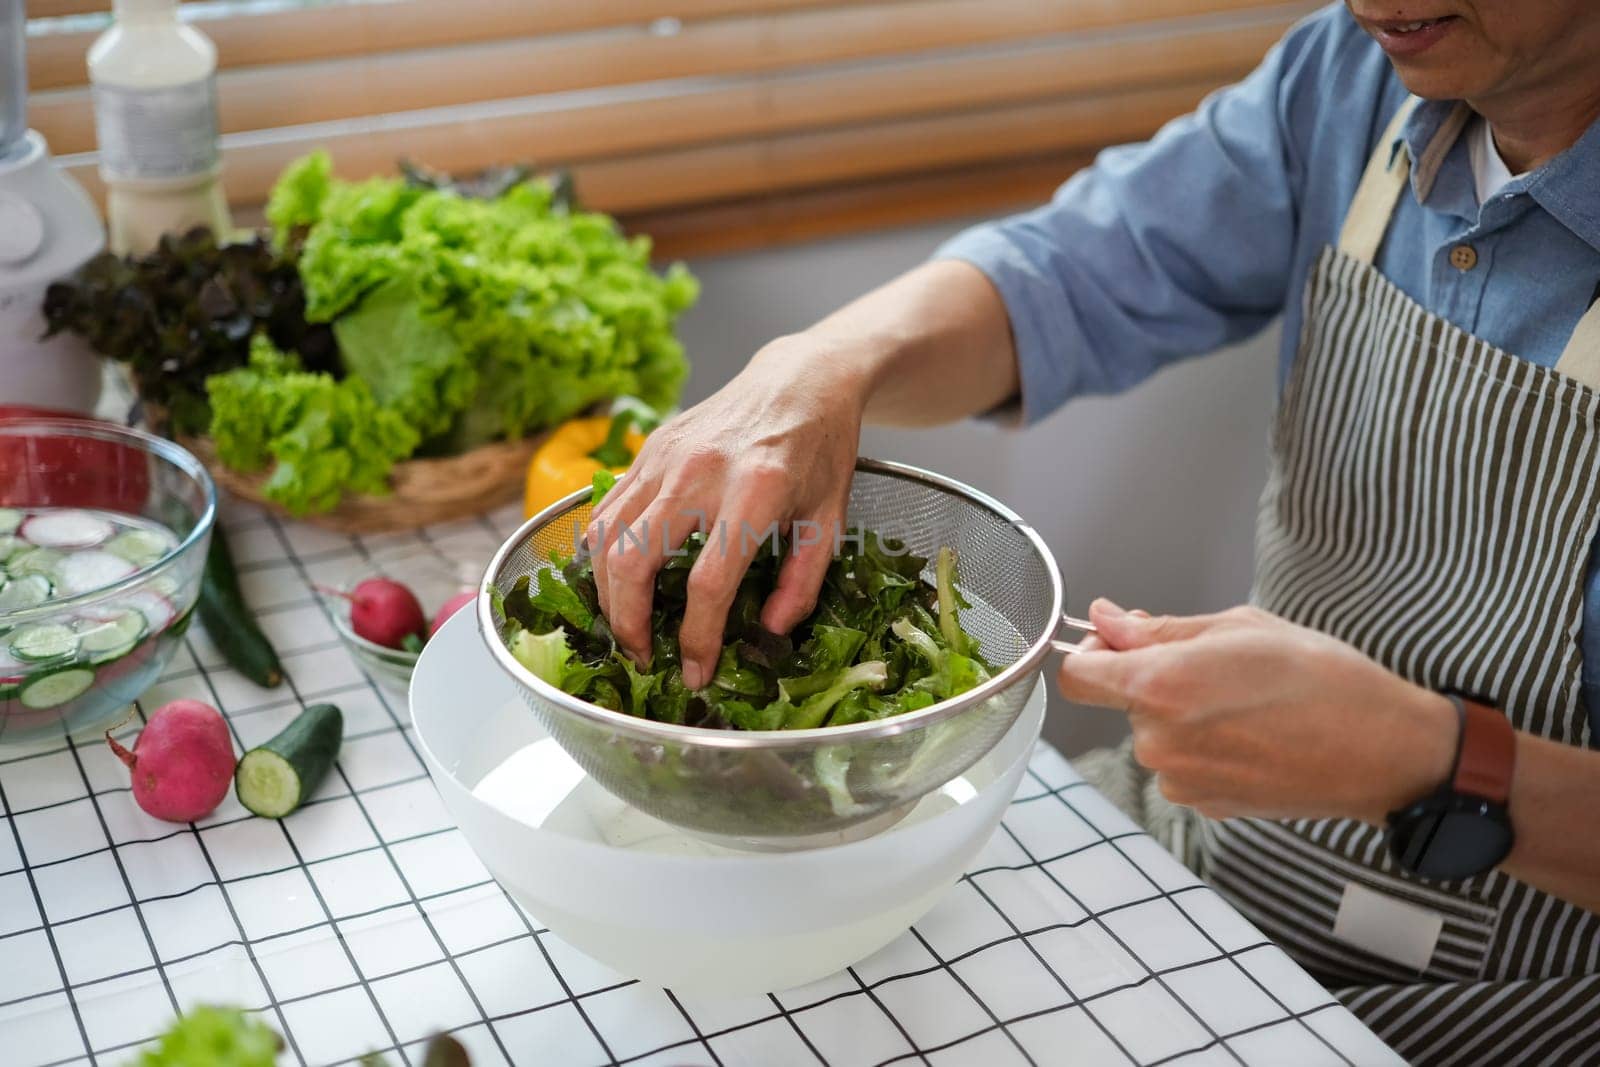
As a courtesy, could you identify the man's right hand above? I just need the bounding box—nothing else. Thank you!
[584,334,869,690]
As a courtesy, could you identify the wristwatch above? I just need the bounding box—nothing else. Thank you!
[1386,695,1516,880]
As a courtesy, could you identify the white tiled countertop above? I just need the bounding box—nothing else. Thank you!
[0,496,1401,1067]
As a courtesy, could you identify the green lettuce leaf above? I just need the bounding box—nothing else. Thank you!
[271,155,698,450]
[206,336,418,515]
[139,1005,279,1067]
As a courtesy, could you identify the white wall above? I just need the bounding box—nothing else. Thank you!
[674,219,1280,756]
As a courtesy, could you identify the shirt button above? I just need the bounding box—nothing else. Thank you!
[1450,244,1478,271]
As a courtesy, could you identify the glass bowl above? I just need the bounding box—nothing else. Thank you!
[319,547,482,689]
[0,419,215,748]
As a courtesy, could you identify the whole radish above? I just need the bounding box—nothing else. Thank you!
[318,578,426,650]
[107,700,236,822]
[429,591,477,638]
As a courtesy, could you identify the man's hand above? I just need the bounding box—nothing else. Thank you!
[586,335,867,689]
[1058,599,1458,824]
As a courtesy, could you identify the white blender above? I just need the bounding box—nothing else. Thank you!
[0,0,107,414]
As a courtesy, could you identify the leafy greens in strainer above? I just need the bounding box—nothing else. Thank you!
[497,487,993,733]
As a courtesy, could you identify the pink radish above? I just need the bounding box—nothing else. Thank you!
[429,591,477,638]
[20,510,113,548]
[317,578,427,650]
[107,700,236,822]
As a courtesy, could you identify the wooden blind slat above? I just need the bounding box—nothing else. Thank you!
[31,16,1287,159]
[62,78,1223,214]
[575,81,1218,214]
[24,0,855,90]
[27,0,1308,92]
[632,148,1100,261]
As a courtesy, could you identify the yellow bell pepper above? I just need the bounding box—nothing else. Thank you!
[525,411,648,517]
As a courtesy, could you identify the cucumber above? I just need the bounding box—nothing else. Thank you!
[235,703,343,818]
[0,574,50,612]
[0,534,23,561]
[10,623,79,662]
[104,528,176,567]
[199,526,282,688]
[78,610,149,664]
[0,508,19,535]
[19,666,95,709]
[8,548,63,582]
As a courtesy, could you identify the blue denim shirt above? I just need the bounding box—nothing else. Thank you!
[937,4,1600,735]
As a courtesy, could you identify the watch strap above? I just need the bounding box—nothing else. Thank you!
[1449,695,1516,804]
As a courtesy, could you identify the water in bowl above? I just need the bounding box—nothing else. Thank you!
[0,507,185,743]
[469,699,1005,991]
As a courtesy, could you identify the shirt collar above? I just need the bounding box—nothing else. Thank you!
[1396,96,1600,254]
[1525,110,1600,254]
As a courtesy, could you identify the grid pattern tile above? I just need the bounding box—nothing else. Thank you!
[0,494,1400,1067]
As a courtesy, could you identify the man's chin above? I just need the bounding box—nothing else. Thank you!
[1383,60,1484,103]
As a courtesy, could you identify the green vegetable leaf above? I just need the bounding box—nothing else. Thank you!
[278,159,698,447]
[591,469,618,506]
[139,1005,280,1067]
[206,336,419,515]
[331,278,477,445]
[510,627,573,688]
[784,660,888,730]
[935,546,980,658]
[494,527,989,741]
[42,229,335,435]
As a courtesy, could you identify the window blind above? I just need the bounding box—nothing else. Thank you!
[25,0,1315,255]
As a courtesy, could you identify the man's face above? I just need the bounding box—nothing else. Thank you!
[1345,2,1600,103]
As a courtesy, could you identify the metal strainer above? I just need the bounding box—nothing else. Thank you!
[477,458,1074,851]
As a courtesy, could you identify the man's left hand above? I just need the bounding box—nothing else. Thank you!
[1057,600,1459,824]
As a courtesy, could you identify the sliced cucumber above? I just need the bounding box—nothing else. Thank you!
[77,610,149,664]
[118,592,176,634]
[19,666,95,709]
[0,575,52,613]
[104,528,176,567]
[0,508,19,535]
[0,534,23,561]
[11,623,80,662]
[235,703,343,818]
[8,548,63,582]
[19,510,113,549]
[56,551,137,597]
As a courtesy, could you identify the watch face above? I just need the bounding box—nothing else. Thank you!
[1389,798,1514,881]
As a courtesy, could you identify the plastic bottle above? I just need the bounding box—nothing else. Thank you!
[88,0,230,254]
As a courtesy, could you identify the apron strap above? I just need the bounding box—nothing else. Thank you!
[1338,95,1600,390]
[1336,96,1422,263]
[1556,302,1600,389]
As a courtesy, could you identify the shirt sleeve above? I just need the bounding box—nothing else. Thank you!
[936,10,1336,424]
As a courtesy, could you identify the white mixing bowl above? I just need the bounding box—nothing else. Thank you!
[411,607,1045,995]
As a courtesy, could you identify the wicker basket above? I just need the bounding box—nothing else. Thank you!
[179,431,548,534]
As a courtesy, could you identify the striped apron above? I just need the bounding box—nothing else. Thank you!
[1192,99,1600,1064]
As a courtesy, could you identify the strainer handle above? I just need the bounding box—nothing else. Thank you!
[1048,614,1099,655]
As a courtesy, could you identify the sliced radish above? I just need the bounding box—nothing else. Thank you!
[56,551,137,597]
[20,511,114,549]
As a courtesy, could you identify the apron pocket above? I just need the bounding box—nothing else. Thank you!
[1203,818,1497,986]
